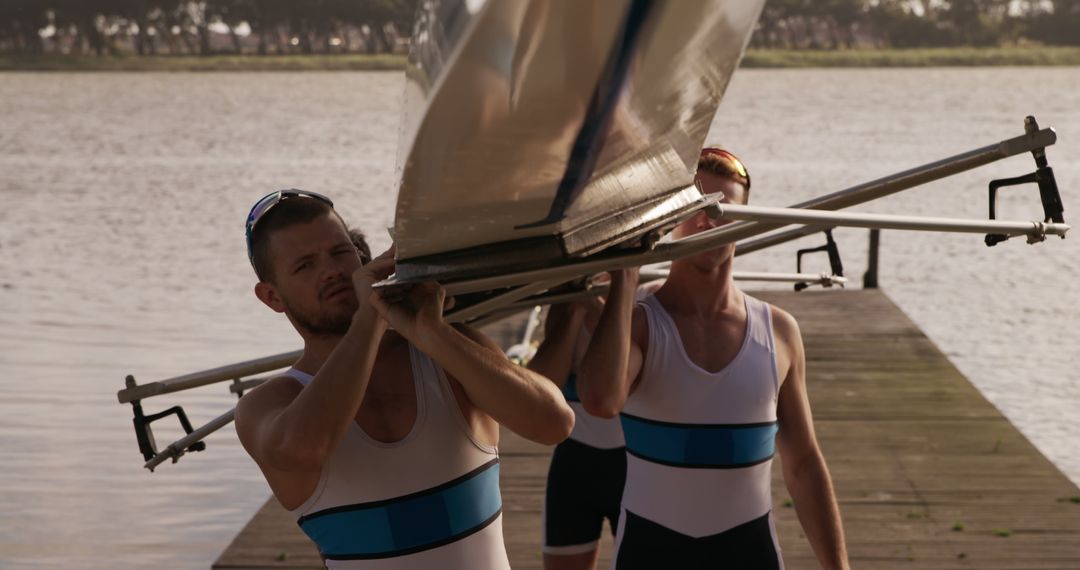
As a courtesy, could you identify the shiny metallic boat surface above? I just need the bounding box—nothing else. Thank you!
[393,0,766,282]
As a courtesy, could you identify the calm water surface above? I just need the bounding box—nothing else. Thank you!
[1,68,1077,568]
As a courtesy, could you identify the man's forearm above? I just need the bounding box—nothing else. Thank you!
[415,322,574,444]
[577,272,638,418]
[276,311,386,458]
[786,456,849,570]
[527,308,584,389]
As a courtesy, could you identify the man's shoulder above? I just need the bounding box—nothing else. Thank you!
[236,374,304,417]
[761,300,801,347]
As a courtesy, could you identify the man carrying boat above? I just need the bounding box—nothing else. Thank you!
[530,279,661,570]
[233,190,574,568]
[578,149,850,569]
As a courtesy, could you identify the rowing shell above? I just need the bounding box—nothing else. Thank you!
[392,0,766,284]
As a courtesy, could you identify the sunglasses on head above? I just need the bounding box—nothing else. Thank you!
[700,147,751,191]
[244,189,334,267]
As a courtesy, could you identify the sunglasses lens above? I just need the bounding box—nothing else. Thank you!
[246,192,282,232]
[729,157,748,178]
[701,148,750,189]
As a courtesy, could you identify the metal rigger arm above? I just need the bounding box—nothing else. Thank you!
[119,116,1068,470]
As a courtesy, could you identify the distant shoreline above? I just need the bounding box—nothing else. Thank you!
[742,47,1080,67]
[3,47,1080,72]
[0,53,409,72]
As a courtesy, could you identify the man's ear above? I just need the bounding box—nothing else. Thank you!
[255,281,286,313]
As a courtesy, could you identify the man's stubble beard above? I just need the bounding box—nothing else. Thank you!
[285,297,356,337]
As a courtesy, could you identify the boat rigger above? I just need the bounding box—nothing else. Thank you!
[117,115,1069,471]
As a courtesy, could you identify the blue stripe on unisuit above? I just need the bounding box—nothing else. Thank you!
[298,459,501,560]
[620,414,777,468]
[562,373,580,402]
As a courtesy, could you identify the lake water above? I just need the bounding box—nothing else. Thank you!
[1,68,1077,569]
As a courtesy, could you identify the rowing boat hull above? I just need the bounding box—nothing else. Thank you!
[393,0,765,282]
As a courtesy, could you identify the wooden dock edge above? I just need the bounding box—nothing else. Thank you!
[213,289,1080,569]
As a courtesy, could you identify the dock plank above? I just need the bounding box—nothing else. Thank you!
[213,290,1080,569]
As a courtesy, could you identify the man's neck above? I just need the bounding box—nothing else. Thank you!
[292,329,401,377]
[291,332,346,376]
[657,258,740,319]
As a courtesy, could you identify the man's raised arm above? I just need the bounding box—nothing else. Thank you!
[372,282,575,446]
[527,302,587,389]
[577,269,642,419]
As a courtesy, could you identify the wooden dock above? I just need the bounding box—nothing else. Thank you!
[213,289,1080,569]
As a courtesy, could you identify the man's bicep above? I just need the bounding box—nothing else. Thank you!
[775,354,821,467]
[447,324,523,446]
[626,306,649,393]
[769,309,815,452]
[770,306,804,385]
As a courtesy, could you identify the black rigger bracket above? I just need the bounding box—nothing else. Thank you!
[985,116,1066,247]
[125,374,206,463]
[795,229,844,292]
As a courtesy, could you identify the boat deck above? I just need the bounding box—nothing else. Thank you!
[212,289,1080,569]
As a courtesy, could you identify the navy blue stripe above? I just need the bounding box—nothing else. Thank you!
[562,372,580,402]
[517,0,656,229]
[298,459,501,560]
[621,413,777,430]
[620,413,777,468]
[328,511,502,561]
[625,448,775,470]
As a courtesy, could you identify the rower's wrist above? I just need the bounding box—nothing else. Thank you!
[351,305,386,332]
[614,269,639,288]
[548,304,585,330]
[413,319,454,350]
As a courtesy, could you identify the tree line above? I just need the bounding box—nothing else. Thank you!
[754,0,1080,49]
[0,0,418,56]
[2,0,1078,56]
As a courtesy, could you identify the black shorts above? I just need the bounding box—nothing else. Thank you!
[543,438,627,553]
[614,510,782,569]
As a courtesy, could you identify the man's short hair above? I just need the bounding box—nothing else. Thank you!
[348,227,372,265]
[249,197,343,282]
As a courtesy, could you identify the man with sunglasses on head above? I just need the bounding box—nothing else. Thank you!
[578,149,849,569]
[233,190,574,569]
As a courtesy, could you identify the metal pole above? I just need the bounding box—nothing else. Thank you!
[641,268,846,287]
[785,127,1055,212]
[483,269,848,315]
[144,408,236,471]
[735,127,1055,256]
[735,272,847,286]
[735,226,822,256]
[118,350,301,404]
[440,208,1067,297]
[445,278,567,324]
[428,126,1057,296]
[864,229,881,289]
[708,204,1070,238]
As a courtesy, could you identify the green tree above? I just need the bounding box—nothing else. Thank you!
[0,0,49,54]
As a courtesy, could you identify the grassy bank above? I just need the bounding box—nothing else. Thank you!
[4,47,1080,71]
[0,53,407,72]
[742,46,1080,67]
